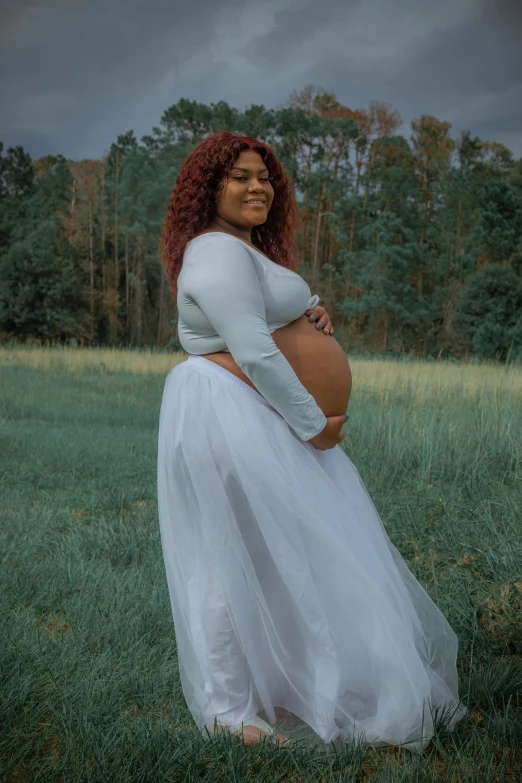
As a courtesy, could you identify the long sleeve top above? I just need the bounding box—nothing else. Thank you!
[176,232,328,441]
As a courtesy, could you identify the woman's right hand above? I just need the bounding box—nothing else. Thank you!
[308,415,349,450]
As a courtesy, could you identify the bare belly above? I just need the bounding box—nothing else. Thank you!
[198,314,352,418]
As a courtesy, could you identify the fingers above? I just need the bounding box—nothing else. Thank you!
[307,306,322,323]
[329,414,349,425]
[307,309,334,335]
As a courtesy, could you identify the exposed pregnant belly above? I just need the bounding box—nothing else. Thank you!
[198,314,352,418]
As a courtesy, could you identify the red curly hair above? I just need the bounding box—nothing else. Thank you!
[160,131,298,301]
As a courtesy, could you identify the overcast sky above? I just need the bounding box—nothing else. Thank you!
[1,0,521,162]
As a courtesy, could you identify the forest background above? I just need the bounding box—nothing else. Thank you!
[1,85,522,361]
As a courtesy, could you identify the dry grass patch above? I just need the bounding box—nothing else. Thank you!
[479,580,522,647]
[1,346,521,406]
[34,614,70,640]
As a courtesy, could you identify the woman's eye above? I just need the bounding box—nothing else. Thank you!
[233,176,271,182]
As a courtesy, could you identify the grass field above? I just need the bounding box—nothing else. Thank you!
[1,347,521,782]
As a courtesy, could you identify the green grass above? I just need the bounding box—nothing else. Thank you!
[1,351,521,782]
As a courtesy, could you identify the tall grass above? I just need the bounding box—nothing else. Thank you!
[1,345,521,403]
[1,348,521,782]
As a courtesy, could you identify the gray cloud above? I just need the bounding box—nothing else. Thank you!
[0,0,521,161]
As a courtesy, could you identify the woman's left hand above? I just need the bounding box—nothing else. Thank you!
[304,305,334,336]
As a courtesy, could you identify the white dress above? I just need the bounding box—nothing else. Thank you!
[157,232,467,751]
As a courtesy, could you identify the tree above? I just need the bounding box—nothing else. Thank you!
[2,91,521,358]
[0,218,85,340]
[336,211,428,352]
[410,116,456,298]
[0,153,86,340]
[0,142,35,259]
[454,265,522,360]
[473,180,522,264]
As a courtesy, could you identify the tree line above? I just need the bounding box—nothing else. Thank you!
[1,84,521,360]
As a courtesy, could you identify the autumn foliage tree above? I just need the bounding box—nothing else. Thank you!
[1,86,521,359]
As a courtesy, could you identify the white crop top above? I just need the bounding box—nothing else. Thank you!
[176,232,328,441]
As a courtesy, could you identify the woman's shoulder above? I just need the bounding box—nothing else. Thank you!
[186,231,260,258]
[189,230,246,245]
[191,229,223,240]
[188,232,274,266]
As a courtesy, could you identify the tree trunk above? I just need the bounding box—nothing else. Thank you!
[322,198,329,272]
[157,266,165,346]
[101,162,106,295]
[418,162,428,298]
[302,144,313,266]
[88,196,95,343]
[113,148,120,292]
[312,182,326,285]
[110,150,121,344]
[130,243,137,345]
[361,145,376,224]
[125,232,130,326]
[69,178,76,265]
[349,151,362,252]
[136,234,143,345]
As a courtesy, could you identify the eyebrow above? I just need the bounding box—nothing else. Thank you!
[230,166,269,173]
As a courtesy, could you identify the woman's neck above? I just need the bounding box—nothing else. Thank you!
[208,217,253,245]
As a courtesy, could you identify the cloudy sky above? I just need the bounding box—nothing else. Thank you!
[1,0,521,162]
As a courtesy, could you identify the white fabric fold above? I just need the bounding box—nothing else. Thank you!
[157,357,468,753]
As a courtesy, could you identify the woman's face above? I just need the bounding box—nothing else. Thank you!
[215,149,274,230]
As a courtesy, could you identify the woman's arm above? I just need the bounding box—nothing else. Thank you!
[184,238,327,441]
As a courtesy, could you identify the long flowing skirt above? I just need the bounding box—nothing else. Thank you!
[157,355,467,752]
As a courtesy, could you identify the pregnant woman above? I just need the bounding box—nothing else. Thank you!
[157,131,467,752]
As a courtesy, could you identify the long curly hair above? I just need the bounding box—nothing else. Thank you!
[160,131,298,301]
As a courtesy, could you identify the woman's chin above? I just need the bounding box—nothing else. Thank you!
[239,208,268,225]
[251,215,268,227]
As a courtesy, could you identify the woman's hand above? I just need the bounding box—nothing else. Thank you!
[304,305,334,336]
[308,414,348,450]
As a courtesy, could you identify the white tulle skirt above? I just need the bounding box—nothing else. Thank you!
[157,355,467,752]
